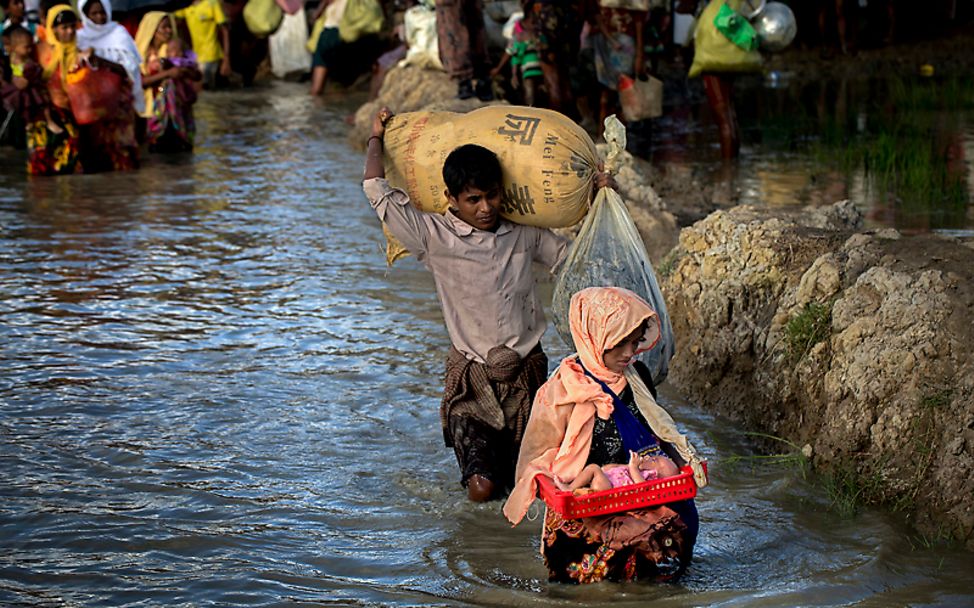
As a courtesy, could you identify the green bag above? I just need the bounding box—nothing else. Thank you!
[338,0,384,43]
[688,0,762,77]
[243,0,284,38]
[713,2,759,51]
[307,13,327,53]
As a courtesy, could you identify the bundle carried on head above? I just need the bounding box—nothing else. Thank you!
[379,105,599,265]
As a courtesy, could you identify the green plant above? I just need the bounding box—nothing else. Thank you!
[824,462,884,519]
[656,248,685,279]
[712,431,809,478]
[894,389,954,513]
[784,301,832,362]
[920,389,953,410]
[907,525,956,552]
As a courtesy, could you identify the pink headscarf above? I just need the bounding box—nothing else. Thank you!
[502,287,660,525]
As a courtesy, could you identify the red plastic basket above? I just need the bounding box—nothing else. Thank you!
[536,462,706,519]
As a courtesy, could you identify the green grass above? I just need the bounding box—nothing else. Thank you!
[785,302,832,363]
[824,462,884,519]
[656,248,685,279]
[714,431,810,477]
[808,76,973,229]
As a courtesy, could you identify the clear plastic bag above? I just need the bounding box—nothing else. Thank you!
[550,117,675,384]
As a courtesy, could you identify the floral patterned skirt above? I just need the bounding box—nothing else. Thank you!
[541,504,690,584]
[79,111,139,173]
[146,79,195,153]
[26,107,81,176]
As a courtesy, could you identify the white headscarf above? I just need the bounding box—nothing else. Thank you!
[77,0,145,114]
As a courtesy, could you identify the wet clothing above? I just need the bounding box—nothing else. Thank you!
[24,104,82,176]
[435,0,489,81]
[363,177,567,487]
[2,60,48,121]
[43,6,138,173]
[363,178,569,364]
[144,74,195,152]
[135,13,197,152]
[542,503,687,583]
[443,343,548,488]
[77,0,145,114]
[503,287,702,584]
[542,362,698,583]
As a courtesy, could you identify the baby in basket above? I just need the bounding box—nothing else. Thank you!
[557,449,680,493]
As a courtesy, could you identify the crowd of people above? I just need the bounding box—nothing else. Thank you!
[1,0,969,171]
[0,0,206,175]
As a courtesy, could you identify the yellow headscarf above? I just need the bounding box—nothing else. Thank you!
[134,11,176,65]
[43,5,80,82]
[133,11,178,118]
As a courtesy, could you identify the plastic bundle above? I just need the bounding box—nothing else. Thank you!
[550,117,675,384]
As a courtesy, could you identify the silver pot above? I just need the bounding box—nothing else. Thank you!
[752,2,797,52]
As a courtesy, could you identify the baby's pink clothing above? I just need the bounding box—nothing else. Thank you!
[604,465,660,488]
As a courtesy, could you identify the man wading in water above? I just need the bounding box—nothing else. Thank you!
[362,107,611,502]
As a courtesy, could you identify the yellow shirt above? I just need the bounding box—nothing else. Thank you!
[175,0,227,64]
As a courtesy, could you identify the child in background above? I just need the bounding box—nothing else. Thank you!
[3,27,59,132]
[491,11,543,107]
[157,36,198,105]
[1,26,79,174]
[173,0,230,89]
[587,0,648,136]
[1,0,38,39]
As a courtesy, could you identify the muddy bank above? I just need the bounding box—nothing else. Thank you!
[661,201,974,547]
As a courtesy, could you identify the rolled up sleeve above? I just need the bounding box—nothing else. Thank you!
[362,178,430,258]
[533,227,570,274]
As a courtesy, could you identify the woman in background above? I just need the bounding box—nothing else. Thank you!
[44,5,137,172]
[77,0,145,115]
[135,11,200,152]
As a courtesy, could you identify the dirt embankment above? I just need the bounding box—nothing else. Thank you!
[661,202,974,548]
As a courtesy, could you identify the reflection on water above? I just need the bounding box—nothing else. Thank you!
[1,82,972,606]
[653,75,974,235]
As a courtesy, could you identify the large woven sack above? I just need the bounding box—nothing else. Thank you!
[381,106,599,265]
[688,0,762,78]
[243,0,283,38]
[65,66,122,125]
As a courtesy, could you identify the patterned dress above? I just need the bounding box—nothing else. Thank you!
[1,61,81,176]
[49,62,138,173]
[540,362,699,583]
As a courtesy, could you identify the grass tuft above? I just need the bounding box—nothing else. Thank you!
[785,302,832,363]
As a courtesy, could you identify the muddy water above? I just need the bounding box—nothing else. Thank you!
[1,83,972,606]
